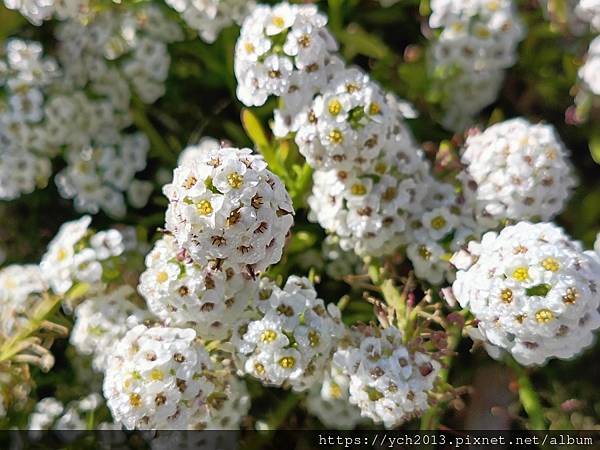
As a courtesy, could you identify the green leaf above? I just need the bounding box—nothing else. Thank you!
[338,24,392,60]
[241,108,269,150]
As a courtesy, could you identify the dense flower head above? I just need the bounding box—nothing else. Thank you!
[308,141,432,257]
[459,118,576,227]
[70,285,150,372]
[428,0,525,130]
[305,364,366,429]
[55,132,151,218]
[232,276,344,391]
[2,0,90,25]
[452,221,600,365]
[332,326,440,429]
[56,5,183,104]
[429,0,525,73]
[39,216,126,295]
[163,146,294,274]
[292,68,393,172]
[0,39,59,200]
[0,264,46,337]
[234,2,338,107]
[138,235,256,340]
[103,324,216,430]
[166,0,254,43]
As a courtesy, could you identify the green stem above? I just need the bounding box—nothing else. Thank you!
[367,259,407,332]
[505,357,547,430]
[131,97,177,165]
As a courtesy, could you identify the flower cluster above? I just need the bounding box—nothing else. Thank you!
[163,146,294,274]
[428,0,525,130]
[166,0,254,43]
[234,2,338,107]
[308,140,433,257]
[452,221,600,365]
[28,394,105,433]
[0,39,59,200]
[70,286,150,372]
[291,68,393,172]
[0,265,46,337]
[405,179,483,284]
[332,326,440,429]
[56,5,183,104]
[458,118,576,227]
[2,0,90,25]
[103,324,216,429]
[138,235,256,340]
[306,365,366,429]
[232,276,344,391]
[39,216,126,296]
[55,132,152,218]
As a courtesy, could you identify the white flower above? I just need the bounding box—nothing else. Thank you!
[233,276,344,391]
[459,118,576,226]
[163,146,294,274]
[71,285,150,372]
[579,36,600,96]
[452,221,600,366]
[293,67,393,172]
[234,2,338,107]
[332,326,440,429]
[103,324,216,430]
[178,138,221,167]
[2,0,91,25]
[306,364,366,429]
[0,264,46,337]
[202,376,250,429]
[39,216,126,295]
[575,0,600,31]
[138,235,256,340]
[428,0,525,130]
[308,138,432,257]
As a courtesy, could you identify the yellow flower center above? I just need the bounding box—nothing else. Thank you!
[149,369,164,381]
[227,172,244,189]
[298,34,311,48]
[308,330,320,347]
[329,383,342,399]
[535,309,554,324]
[328,99,342,116]
[345,82,360,93]
[57,248,68,262]
[512,267,530,282]
[368,102,381,115]
[350,183,367,196]
[244,42,255,54]
[418,245,432,260]
[156,271,169,283]
[279,356,296,369]
[271,16,285,28]
[196,199,213,216]
[541,257,560,272]
[430,216,447,230]
[260,329,278,343]
[500,288,513,304]
[129,393,142,408]
[328,129,344,144]
[254,363,265,375]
